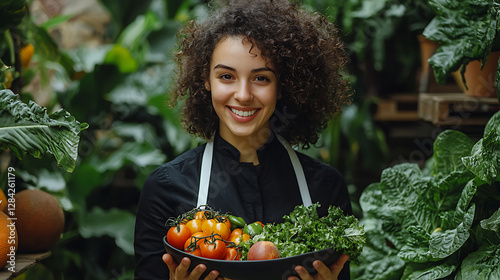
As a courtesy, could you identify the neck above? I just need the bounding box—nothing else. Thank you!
[219,128,272,165]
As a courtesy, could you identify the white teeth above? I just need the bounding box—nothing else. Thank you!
[230,108,257,117]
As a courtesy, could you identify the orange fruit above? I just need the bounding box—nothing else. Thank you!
[9,189,64,253]
[0,211,17,269]
[0,189,7,212]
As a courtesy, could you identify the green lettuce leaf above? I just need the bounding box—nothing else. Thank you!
[429,204,474,259]
[462,131,500,184]
[432,130,474,176]
[401,256,458,280]
[484,111,500,138]
[459,244,500,279]
[0,89,88,172]
[480,207,500,233]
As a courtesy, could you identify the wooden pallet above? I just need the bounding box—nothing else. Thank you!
[375,94,420,122]
[0,252,50,280]
[418,93,500,126]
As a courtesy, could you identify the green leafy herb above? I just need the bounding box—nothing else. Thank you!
[241,203,365,262]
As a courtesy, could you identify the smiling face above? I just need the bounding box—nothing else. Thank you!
[206,36,278,148]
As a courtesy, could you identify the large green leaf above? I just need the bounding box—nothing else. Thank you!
[78,207,135,255]
[459,244,500,279]
[462,131,500,185]
[480,207,500,233]
[423,0,498,84]
[432,130,474,176]
[429,204,475,259]
[401,256,458,280]
[0,89,87,172]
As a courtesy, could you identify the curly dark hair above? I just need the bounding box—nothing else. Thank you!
[171,0,351,147]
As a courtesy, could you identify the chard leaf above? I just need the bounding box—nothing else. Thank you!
[459,244,500,279]
[379,163,422,208]
[440,179,477,229]
[429,204,475,259]
[484,111,500,138]
[462,132,500,184]
[398,226,433,262]
[0,89,87,172]
[433,171,474,213]
[480,207,500,232]
[424,0,497,84]
[352,253,405,280]
[401,257,458,280]
[380,163,436,231]
[432,130,473,176]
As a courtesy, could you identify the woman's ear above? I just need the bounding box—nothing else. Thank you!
[204,81,211,91]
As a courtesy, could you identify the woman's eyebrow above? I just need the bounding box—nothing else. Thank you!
[214,64,236,71]
[251,67,275,74]
[214,64,275,74]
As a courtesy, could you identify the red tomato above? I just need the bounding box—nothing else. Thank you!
[200,239,227,260]
[202,219,230,240]
[167,224,192,250]
[184,232,206,251]
[189,248,202,256]
[224,247,241,261]
[185,219,203,234]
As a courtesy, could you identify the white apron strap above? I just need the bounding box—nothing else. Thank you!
[276,135,312,207]
[197,135,313,207]
[197,141,213,207]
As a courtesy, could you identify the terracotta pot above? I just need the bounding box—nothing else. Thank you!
[460,51,500,98]
[417,35,440,93]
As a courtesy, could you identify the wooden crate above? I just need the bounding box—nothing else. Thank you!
[375,94,419,122]
[0,252,50,280]
[418,93,500,126]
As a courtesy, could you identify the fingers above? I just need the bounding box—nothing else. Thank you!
[289,255,350,280]
[329,254,349,277]
[163,254,220,280]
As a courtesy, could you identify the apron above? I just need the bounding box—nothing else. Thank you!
[196,135,312,208]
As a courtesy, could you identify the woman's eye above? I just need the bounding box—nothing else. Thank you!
[219,74,233,80]
[255,76,270,82]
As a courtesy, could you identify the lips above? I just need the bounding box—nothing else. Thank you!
[227,106,260,122]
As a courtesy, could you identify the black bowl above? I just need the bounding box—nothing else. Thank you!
[163,236,342,280]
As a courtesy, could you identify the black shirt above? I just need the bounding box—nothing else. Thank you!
[134,132,352,279]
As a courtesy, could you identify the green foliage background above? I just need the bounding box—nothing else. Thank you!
[3,0,490,279]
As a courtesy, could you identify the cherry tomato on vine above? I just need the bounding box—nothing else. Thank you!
[224,247,241,261]
[185,219,203,234]
[184,232,206,251]
[202,219,230,240]
[167,224,192,250]
[222,216,231,231]
[189,248,202,256]
[228,229,250,245]
[200,239,227,260]
[195,211,208,220]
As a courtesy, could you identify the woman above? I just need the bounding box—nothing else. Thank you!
[134,0,352,279]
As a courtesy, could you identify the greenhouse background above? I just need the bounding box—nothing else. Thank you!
[1,0,499,279]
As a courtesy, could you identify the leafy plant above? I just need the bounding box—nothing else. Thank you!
[352,111,500,279]
[242,203,366,262]
[0,89,87,172]
[423,0,500,87]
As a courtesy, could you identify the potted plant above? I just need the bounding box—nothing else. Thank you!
[423,0,500,98]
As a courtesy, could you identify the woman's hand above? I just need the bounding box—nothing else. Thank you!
[162,253,224,280]
[287,254,349,280]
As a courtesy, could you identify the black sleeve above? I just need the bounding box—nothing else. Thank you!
[134,168,171,280]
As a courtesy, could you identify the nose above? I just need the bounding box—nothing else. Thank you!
[234,81,253,103]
